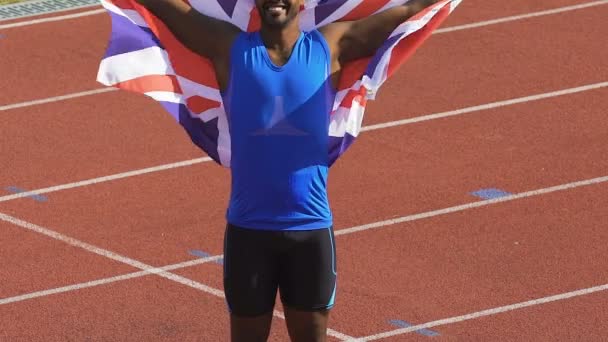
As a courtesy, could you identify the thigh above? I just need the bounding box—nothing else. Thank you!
[230,312,274,342]
[284,307,330,342]
[279,227,337,311]
[223,224,280,317]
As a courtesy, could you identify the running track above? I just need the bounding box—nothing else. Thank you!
[1,0,607,340]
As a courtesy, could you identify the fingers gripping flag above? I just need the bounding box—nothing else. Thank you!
[97,0,462,167]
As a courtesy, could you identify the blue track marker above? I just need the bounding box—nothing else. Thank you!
[5,186,47,202]
[470,188,512,200]
[389,319,440,337]
[189,250,223,265]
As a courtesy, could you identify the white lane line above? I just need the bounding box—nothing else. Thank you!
[0,212,354,341]
[0,157,212,203]
[361,81,608,132]
[1,81,605,204]
[335,175,608,236]
[0,212,224,297]
[435,0,608,34]
[3,174,607,309]
[1,2,605,107]
[2,0,606,32]
[0,8,105,29]
[349,284,608,342]
[0,88,116,111]
[0,257,215,305]
[352,283,608,341]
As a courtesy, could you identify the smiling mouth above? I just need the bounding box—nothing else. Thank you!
[264,3,288,16]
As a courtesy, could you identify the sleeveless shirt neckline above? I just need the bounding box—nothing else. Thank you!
[256,31,305,72]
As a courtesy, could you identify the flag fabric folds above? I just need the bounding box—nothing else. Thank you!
[97,0,462,167]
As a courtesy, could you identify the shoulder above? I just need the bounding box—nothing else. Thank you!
[317,22,353,53]
[304,29,326,43]
[227,31,259,54]
[318,22,352,43]
[301,30,332,58]
[315,22,352,64]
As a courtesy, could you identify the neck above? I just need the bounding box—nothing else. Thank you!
[259,20,301,51]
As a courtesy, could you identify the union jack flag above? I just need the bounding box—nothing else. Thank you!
[97,0,462,167]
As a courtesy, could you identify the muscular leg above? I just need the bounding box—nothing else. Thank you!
[224,224,281,342]
[230,312,274,342]
[280,227,337,342]
[284,307,330,342]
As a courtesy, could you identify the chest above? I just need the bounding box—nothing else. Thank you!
[226,42,333,134]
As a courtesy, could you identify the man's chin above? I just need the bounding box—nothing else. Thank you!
[262,16,290,29]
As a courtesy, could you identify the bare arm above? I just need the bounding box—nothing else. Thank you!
[320,0,441,66]
[135,0,240,60]
[135,0,241,89]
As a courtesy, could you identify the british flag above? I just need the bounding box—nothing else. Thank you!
[97,0,462,167]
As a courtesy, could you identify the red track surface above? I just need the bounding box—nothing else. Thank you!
[1,0,607,341]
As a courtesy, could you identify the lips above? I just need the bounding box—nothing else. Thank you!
[264,2,288,16]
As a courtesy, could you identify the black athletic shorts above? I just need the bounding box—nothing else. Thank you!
[223,223,337,317]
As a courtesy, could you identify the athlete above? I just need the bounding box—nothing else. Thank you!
[134,0,442,341]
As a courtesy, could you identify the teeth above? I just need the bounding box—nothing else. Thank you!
[267,5,286,13]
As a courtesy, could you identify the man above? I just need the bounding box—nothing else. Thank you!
[128,0,443,340]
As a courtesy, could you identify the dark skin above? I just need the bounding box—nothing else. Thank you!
[135,0,441,341]
[135,0,440,90]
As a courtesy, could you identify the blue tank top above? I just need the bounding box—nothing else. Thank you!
[221,30,335,231]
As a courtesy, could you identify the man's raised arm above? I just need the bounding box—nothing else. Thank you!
[320,0,441,65]
[135,0,241,61]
